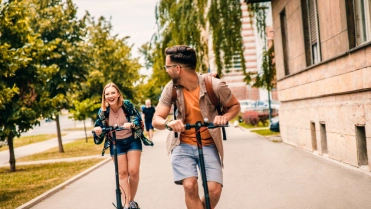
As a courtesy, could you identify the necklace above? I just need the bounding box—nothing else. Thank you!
[111,108,120,119]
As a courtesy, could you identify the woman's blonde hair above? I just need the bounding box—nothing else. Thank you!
[101,82,123,111]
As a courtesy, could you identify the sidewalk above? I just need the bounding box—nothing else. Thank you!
[16,126,371,209]
[0,131,88,165]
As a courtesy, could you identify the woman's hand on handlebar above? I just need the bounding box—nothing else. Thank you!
[93,127,102,135]
[168,120,185,132]
[122,122,133,129]
[213,115,228,125]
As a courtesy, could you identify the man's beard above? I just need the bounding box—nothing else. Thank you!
[172,75,180,86]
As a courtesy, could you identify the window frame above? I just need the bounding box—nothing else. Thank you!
[354,0,371,45]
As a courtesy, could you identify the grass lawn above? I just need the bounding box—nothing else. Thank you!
[250,129,280,136]
[17,137,109,162]
[0,134,66,152]
[0,159,104,209]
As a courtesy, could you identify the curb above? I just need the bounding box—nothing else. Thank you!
[15,157,111,209]
[265,135,282,142]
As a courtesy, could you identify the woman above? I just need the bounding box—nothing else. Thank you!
[93,82,153,209]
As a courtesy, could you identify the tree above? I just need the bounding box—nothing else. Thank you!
[245,2,276,121]
[69,99,99,142]
[0,0,58,171]
[70,16,142,123]
[32,0,90,152]
[144,0,245,93]
[137,42,168,106]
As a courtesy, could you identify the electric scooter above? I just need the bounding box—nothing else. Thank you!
[184,118,228,209]
[93,124,127,209]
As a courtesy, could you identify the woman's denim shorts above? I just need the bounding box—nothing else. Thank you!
[109,135,142,156]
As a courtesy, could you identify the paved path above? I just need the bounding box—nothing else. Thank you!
[18,126,371,209]
[0,131,87,165]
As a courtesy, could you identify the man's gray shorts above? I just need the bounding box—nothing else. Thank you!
[171,143,223,185]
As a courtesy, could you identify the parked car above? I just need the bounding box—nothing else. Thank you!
[269,116,280,132]
[264,100,281,110]
[239,100,256,112]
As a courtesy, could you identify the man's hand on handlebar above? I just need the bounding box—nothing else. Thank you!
[167,120,185,132]
[213,115,228,125]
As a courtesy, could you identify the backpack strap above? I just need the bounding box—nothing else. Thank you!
[204,74,221,112]
[204,73,227,141]
[172,86,178,138]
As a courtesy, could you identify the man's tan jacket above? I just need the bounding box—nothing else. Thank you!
[159,73,233,165]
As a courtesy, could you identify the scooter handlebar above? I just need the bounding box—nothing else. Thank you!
[92,125,128,134]
[184,122,228,130]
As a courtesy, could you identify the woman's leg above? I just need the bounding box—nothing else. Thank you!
[127,150,141,201]
[115,154,130,207]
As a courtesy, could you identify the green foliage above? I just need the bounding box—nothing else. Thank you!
[245,2,276,91]
[244,45,276,91]
[0,0,142,171]
[208,0,246,75]
[69,99,100,122]
[246,2,269,39]
[69,16,142,122]
[32,0,90,112]
[0,0,57,139]
[144,0,246,94]
[137,42,169,105]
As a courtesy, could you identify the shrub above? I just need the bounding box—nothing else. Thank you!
[242,111,259,126]
[242,110,279,127]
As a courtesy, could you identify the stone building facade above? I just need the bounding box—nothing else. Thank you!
[268,0,371,170]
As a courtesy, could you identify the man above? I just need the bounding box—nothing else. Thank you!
[142,99,155,141]
[152,45,240,209]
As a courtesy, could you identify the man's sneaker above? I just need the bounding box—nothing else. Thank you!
[129,201,140,209]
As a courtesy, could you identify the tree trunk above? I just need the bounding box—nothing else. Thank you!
[83,120,88,142]
[268,90,272,123]
[56,114,64,153]
[8,133,16,172]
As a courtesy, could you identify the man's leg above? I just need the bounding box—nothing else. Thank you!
[145,122,150,139]
[182,177,204,209]
[201,145,223,208]
[201,181,222,208]
[148,129,153,141]
[171,144,201,209]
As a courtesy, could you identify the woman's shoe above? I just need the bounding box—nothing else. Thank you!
[129,201,140,209]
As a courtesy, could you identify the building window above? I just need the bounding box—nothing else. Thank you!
[225,53,243,74]
[280,9,290,76]
[308,0,321,64]
[354,0,371,45]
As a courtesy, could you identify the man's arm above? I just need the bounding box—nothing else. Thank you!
[222,94,240,121]
[152,103,171,130]
[213,93,240,125]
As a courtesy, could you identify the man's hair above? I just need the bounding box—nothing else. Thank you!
[165,45,197,69]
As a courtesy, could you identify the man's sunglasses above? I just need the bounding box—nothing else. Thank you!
[163,65,181,70]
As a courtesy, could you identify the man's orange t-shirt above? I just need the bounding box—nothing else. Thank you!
[180,86,214,146]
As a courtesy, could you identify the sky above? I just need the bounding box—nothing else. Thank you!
[73,0,159,75]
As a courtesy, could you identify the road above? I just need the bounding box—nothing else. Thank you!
[29,126,371,209]
[22,114,93,136]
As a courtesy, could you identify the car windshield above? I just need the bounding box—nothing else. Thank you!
[264,100,280,104]
[240,100,254,106]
